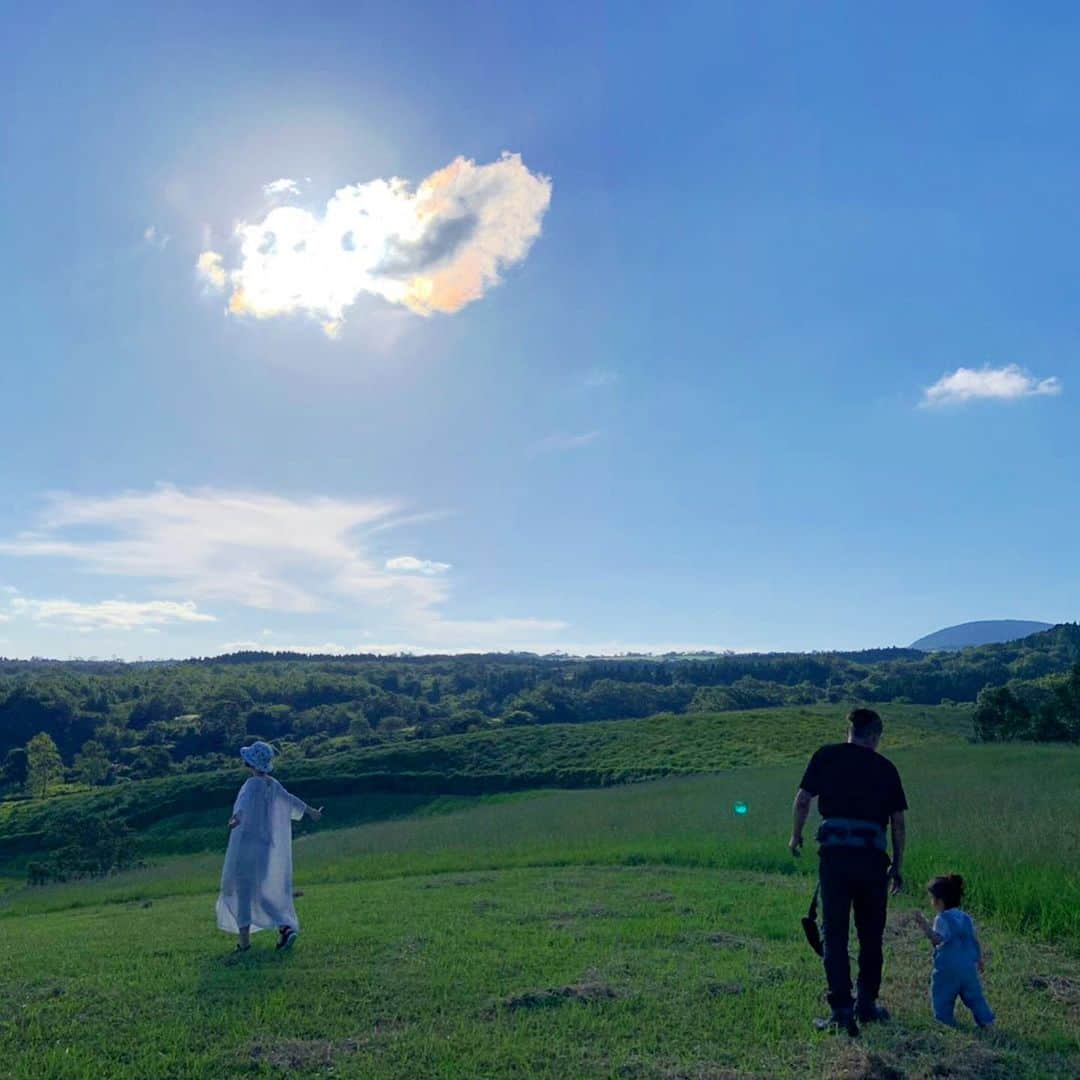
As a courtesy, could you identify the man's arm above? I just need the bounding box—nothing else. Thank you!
[889,810,905,894]
[790,788,814,855]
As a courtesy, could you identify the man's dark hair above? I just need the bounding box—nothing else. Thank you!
[847,707,883,738]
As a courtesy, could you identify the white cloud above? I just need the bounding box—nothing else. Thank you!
[922,364,1063,406]
[1,585,18,594]
[197,153,552,335]
[0,487,426,614]
[8,597,214,632]
[386,555,451,575]
[0,487,563,647]
[196,250,227,289]
[534,430,601,453]
[263,178,303,198]
[143,225,169,248]
[220,640,351,656]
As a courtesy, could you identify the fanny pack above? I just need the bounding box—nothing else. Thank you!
[816,817,887,852]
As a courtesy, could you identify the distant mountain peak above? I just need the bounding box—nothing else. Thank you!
[910,620,1054,652]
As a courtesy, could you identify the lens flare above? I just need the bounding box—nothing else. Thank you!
[733,801,748,816]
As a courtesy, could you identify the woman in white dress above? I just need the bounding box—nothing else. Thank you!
[217,741,323,952]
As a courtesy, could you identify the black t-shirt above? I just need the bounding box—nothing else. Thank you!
[798,743,908,826]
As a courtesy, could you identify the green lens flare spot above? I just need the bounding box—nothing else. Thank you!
[733,801,748,816]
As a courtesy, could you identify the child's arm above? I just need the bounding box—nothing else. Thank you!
[913,911,944,946]
[973,926,985,971]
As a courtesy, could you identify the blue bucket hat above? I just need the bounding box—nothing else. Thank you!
[240,741,275,773]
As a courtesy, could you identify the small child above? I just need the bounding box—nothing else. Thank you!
[217,741,323,953]
[913,874,995,1029]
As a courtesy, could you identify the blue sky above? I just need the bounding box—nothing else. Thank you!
[3,2,1079,659]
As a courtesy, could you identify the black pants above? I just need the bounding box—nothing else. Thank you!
[819,849,889,1011]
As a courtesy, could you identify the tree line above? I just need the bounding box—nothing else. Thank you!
[3,624,1078,797]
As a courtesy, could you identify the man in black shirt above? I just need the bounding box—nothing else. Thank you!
[790,708,907,1035]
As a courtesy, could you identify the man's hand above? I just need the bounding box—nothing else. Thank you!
[790,788,813,859]
[306,805,324,822]
[888,868,904,896]
[228,814,240,829]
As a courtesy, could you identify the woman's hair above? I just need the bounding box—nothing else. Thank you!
[927,874,965,909]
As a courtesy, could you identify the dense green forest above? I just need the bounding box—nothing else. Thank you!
[1,624,1078,795]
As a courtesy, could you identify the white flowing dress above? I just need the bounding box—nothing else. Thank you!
[216,775,307,934]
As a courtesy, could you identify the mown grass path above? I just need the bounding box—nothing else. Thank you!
[1,865,1076,1079]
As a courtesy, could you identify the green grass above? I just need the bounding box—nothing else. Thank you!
[6,743,1077,945]
[0,703,973,860]
[1,724,1076,1077]
[1,865,1076,1078]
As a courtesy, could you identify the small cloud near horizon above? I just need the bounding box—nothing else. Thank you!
[922,364,1062,407]
[7,597,214,632]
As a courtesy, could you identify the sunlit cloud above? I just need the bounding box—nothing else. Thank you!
[263,178,303,198]
[8,597,214,632]
[922,364,1062,406]
[386,555,451,575]
[196,250,227,289]
[197,153,552,335]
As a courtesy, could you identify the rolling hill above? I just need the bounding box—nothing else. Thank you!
[910,619,1054,651]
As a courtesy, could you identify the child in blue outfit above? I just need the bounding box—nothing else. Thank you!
[914,874,995,1028]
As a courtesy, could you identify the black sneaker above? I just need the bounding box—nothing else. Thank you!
[276,927,298,951]
[814,1008,859,1037]
[856,1001,890,1024]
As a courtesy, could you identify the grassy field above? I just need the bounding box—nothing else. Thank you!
[1,712,1076,1077]
[3,864,1076,1079]
[0,743,1076,1077]
[0,703,973,860]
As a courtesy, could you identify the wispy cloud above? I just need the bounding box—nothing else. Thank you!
[220,640,351,656]
[533,430,602,454]
[263,178,303,198]
[8,597,214,632]
[0,487,564,647]
[922,364,1063,407]
[198,153,552,335]
[582,369,617,388]
[386,555,451,575]
[143,225,169,249]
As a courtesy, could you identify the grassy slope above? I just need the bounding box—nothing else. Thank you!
[0,704,973,856]
[2,712,1076,1077]
[6,744,1077,943]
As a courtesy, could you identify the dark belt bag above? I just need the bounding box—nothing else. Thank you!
[815,816,887,852]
